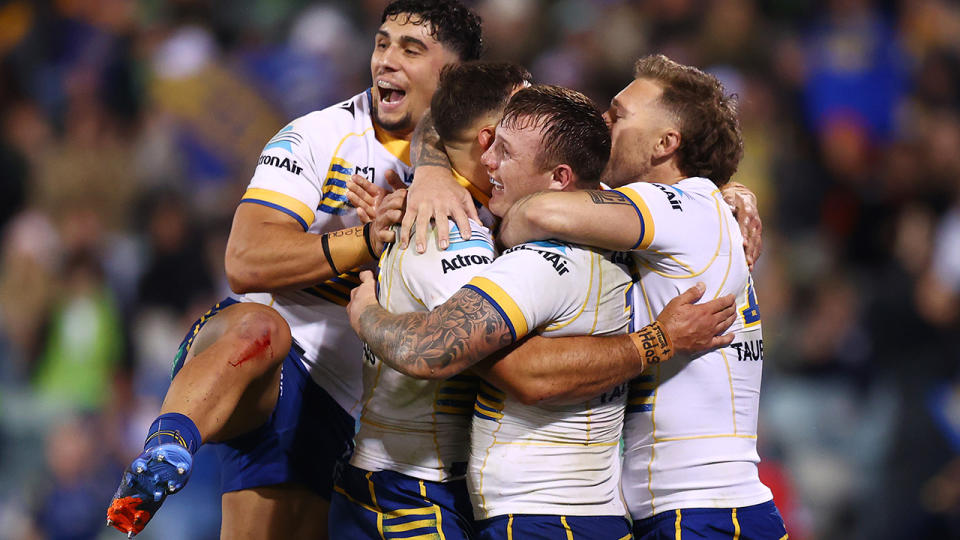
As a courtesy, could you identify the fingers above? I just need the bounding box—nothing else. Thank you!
[377,225,398,245]
[709,333,735,349]
[385,169,408,191]
[358,269,374,283]
[399,205,416,250]
[676,282,706,304]
[357,207,371,223]
[435,211,451,250]
[462,193,480,223]
[414,205,432,254]
[379,189,407,212]
[715,310,737,335]
[743,216,763,270]
[722,190,738,212]
[712,294,736,313]
[348,174,389,223]
[451,206,471,244]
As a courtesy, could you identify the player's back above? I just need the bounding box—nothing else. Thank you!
[352,219,494,482]
[464,241,632,519]
[613,177,772,519]
[237,89,414,417]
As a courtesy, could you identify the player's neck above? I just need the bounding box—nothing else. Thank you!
[644,163,686,185]
[445,143,493,196]
[373,121,413,143]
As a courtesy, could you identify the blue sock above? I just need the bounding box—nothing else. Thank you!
[143,413,202,454]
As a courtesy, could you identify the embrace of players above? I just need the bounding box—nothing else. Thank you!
[105,1,786,539]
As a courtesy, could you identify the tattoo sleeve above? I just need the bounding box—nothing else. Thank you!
[587,190,632,205]
[357,288,514,379]
[410,110,453,169]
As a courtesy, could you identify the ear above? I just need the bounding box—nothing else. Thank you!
[477,126,495,152]
[654,129,681,159]
[550,164,576,191]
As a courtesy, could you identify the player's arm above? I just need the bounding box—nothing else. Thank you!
[474,282,737,405]
[347,270,512,380]
[498,190,642,250]
[402,109,479,252]
[498,184,763,254]
[225,204,378,293]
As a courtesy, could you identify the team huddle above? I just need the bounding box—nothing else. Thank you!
[105,1,787,539]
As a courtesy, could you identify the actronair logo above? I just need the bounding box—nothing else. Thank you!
[258,155,303,175]
[654,183,683,211]
[441,254,492,274]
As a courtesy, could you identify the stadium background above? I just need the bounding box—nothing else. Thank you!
[0,0,958,538]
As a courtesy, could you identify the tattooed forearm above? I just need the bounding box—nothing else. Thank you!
[357,288,514,379]
[586,190,632,205]
[410,110,453,169]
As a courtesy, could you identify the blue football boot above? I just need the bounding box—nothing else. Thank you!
[106,443,193,537]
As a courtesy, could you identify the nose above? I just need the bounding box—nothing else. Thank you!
[480,145,496,171]
[602,110,613,129]
[376,43,401,72]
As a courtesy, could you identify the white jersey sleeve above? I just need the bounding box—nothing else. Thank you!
[242,119,328,230]
[463,241,599,341]
[351,218,494,482]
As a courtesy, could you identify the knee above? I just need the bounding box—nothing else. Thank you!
[231,305,292,364]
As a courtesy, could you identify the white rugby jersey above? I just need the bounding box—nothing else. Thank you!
[351,217,496,482]
[464,241,632,519]
[236,89,413,417]
[613,177,773,519]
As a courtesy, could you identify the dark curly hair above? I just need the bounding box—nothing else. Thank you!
[432,61,531,143]
[634,54,743,186]
[501,85,611,188]
[382,0,483,61]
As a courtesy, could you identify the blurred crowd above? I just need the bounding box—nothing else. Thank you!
[0,0,957,538]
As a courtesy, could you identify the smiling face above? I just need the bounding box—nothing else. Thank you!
[602,78,677,187]
[370,15,461,137]
[480,117,557,217]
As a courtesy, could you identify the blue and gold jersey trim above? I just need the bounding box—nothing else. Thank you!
[320,157,354,215]
[302,270,363,306]
[435,374,480,416]
[463,277,528,341]
[241,188,315,231]
[627,374,657,414]
[474,382,506,421]
[740,277,762,328]
[612,186,655,250]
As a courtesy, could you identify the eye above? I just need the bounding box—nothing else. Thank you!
[404,48,421,56]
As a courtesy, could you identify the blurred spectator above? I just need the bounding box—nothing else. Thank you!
[28,415,115,540]
[32,248,124,413]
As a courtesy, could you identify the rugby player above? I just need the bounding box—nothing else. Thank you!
[348,84,731,539]
[333,63,736,540]
[106,2,482,538]
[497,54,788,539]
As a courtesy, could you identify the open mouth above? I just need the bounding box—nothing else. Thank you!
[377,80,407,107]
[489,176,504,191]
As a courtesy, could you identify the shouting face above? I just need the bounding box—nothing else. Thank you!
[370,15,460,137]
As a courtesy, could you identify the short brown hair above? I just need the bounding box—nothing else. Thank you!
[432,62,531,143]
[634,54,743,186]
[500,85,610,188]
